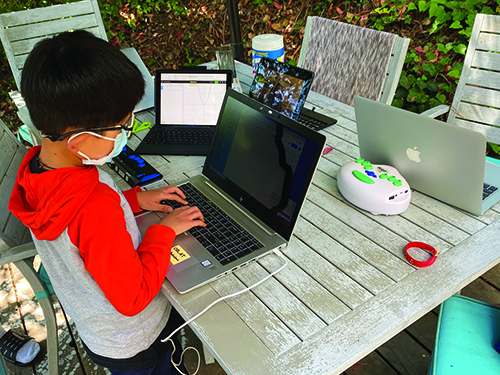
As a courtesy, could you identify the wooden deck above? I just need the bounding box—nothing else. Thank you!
[1,258,499,375]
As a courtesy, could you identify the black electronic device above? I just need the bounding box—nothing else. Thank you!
[134,69,232,156]
[108,146,163,187]
[299,107,337,131]
[249,57,337,131]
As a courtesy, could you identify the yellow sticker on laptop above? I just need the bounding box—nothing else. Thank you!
[170,245,191,265]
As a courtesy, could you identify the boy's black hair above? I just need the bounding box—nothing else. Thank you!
[20,30,145,136]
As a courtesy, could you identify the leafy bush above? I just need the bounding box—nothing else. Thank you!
[392,0,499,113]
[302,0,499,113]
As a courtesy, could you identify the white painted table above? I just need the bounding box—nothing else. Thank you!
[122,62,500,375]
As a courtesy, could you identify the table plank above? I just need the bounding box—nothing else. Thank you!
[312,171,454,253]
[300,200,413,281]
[282,238,372,309]
[400,204,470,245]
[330,116,358,134]
[323,132,360,160]
[234,261,327,341]
[257,251,350,324]
[161,282,276,375]
[307,182,415,259]
[294,218,395,294]
[409,191,488,234]
[209,273,301,355]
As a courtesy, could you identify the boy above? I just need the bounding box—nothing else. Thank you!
[8,30,204,374]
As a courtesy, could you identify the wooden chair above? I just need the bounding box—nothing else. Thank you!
[424,14,500,147]
[298,16,410,106]
[0,0,154,146]
[0,0,106,88]
[0,0,107,146]
[0,119,59,374]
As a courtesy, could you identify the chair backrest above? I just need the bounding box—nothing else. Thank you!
[447,14,500,145]
[0,0,106,89]
[0,119,30,248]
[298,16,409,106]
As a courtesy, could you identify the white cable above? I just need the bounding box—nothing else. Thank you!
[165,249,287,374]
[168,337,200,375]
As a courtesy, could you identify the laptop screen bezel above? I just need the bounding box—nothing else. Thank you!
[248,57,315,120]
[154,69,233,126]
[202,89,326,241]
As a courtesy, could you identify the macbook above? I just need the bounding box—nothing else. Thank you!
[354,96,500,215]
[136,89,326,293]
[135,69,232,155]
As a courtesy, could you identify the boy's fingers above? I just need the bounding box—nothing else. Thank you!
[160,205,173,213]
[163,186,186,199]
[164,194,188,205]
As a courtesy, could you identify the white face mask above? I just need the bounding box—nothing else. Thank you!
[68,129,128,166]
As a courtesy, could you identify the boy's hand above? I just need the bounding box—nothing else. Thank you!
[159,205,205,235]
[137,186,188,212]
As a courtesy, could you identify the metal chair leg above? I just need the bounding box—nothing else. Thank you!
[14,259,58,375]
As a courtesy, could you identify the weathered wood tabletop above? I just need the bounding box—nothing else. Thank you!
[120,62,500,375]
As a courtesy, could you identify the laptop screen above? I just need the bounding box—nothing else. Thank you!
[204,90,325,240]
[157,71,231,125]
[248,57,314,120]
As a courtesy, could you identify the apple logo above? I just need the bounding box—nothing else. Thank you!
[406,147,421,163]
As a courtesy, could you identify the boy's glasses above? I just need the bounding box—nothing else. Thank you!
[43,113,135,142]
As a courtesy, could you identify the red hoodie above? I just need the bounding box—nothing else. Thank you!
[9,146,175,316]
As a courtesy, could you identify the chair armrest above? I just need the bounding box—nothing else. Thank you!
[0,242,37,265]
[420,104,450,118]
[9,91,42,145]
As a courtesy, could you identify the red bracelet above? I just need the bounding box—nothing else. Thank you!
[405,241,438,267]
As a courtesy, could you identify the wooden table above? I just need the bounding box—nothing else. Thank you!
[122,62,500,375]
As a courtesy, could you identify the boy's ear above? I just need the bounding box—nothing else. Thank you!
[67,139,79,153]
[66,133,89,153]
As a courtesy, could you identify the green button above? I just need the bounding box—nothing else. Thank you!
[363,163,374,170]
[352,170,375,184]
[379,173,388,179]
[393,180,402,187]
[388,175,397,182]
[356,158,365,164]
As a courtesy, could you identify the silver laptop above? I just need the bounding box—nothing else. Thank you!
[354,96,500,215]
[136,89,326,293]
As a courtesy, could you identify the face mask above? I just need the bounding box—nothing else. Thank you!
[68,129,128,166]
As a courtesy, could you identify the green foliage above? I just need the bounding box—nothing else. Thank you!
[253,0,273,8]
[370,0,413,31]
[392,39,462,112]
[183,47,202,66]
[388,0,500,114]
[417,0,496,35]
[293,19,304,31]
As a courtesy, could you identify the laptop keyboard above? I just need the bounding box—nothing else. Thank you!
[297,114,329,131]
[483,183,498,200]
[142,126,213,145]
[161,183,264,266]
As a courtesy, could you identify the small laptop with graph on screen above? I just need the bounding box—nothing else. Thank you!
[135,89,326,293]
[135,69,232,156]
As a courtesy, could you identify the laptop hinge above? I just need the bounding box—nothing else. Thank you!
[204,180,275,236]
